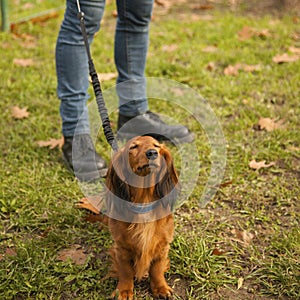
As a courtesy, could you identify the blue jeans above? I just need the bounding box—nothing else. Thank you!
[56,0,153,137]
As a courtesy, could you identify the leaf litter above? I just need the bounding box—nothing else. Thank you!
[57,244,89,265]
[37,137,64,149]
[11,106,30,119]
[257,117,285,132]
[249,159,276,170]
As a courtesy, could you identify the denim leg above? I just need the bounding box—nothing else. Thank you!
[56,0,105,137]
[115,0,154,117]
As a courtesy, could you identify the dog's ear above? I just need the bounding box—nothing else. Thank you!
[105,149,131,215]
[155,145,179,211]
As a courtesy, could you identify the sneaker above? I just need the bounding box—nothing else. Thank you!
[62,134,107,181]
[117,111,194,144]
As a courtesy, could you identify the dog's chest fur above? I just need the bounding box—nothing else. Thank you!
[110,216,173,280]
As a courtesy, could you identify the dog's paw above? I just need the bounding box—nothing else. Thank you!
[152,285,173,299]
[111,289,134,300]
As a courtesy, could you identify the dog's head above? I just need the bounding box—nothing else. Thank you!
[105,136,179,217]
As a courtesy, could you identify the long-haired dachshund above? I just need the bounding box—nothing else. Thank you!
[105,136,179,299]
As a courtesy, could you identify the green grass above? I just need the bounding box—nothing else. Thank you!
[1,1,300,299]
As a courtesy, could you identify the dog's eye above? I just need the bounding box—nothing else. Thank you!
[129,144,138,150]
[154,144,161,148]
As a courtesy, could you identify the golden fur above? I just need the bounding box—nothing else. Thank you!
[105,136,179,299]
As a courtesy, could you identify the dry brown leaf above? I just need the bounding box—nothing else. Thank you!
[76,197,103,214]
[206,61,216,71]
[162,44,178,52]
[238,26,271,41]
[13,58,35,67]
[288,46,300,55]
[37,137,64,149]
[224,63,261,76]
[224,64,240,76]
[242,64,261,72]
[231,229,255,246]
[258,117,284,132]
[237,277,244,290]
[249,159,275,170]
[272,53,299,63]
[57,245,88,265]
[238,26,254,41]
[256,28,271,38]
[11,106,30,119]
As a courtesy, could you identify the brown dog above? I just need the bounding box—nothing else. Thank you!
[105,136,179,299]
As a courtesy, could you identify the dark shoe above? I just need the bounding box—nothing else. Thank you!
[62,134,107,181]
[117,111,194,144]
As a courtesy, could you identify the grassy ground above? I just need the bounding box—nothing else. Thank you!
[1,1,300,299]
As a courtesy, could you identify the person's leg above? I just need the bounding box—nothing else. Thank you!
[56,0,106,137]
[114,0,194,144]
[56,0,107,181]
[115,0,153,117]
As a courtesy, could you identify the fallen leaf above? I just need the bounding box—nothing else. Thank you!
[238,26,254,41]
[224,64,240,76]
[57,245,88,265]
[231,229,255,246]
[237,277,244,290]
[258,117,284,132]
[242,64,261,72]
[37,137,64,149]
[288,46,300,55]
[272,53,299,63]
[206,61,216,71]
[256,28,271,38]
[13,58,35,67]
[11,106,30,119]
[238,26,271,41]
[249,159,275,170]
[224,63,261,76]
[162,44,178,52]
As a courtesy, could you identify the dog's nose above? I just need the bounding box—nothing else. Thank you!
[146,149,158,160]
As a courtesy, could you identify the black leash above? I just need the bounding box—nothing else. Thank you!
[76,0,118,153]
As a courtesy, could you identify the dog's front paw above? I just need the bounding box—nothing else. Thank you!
[111,289,134,300]
[152,285,173,299]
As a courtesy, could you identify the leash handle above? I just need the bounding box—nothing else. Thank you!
[76,1,118,153]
